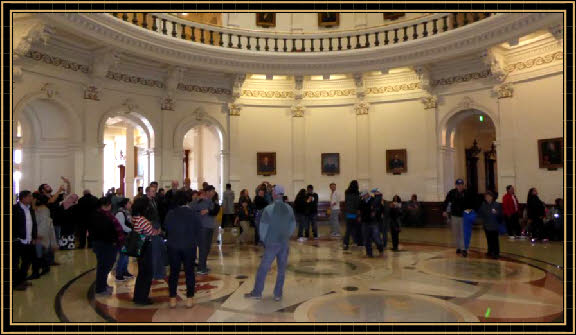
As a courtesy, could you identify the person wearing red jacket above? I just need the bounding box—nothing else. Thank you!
[502,185,521,239]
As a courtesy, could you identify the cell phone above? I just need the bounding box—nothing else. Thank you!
[554,213,560,218]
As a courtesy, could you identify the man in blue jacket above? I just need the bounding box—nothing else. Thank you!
[245,185,296,302]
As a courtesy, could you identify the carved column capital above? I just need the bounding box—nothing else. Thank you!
[353,73,365,99]
[354,101,370,115]
[481,49,507,83]
[41,83,58,99]
[228,102,242,116]
[84,86,101,101]
[291,104,305,117]
[161,95,175,111]
[122,98,139,112]
[493,83,514,99]
[232,73,247,99]
[421,95,438,109]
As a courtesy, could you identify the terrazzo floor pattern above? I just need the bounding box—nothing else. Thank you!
[12,225,564,323]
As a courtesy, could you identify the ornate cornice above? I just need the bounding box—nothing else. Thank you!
[177,83,232,95]
[304,89,356,98]
[106,71,165,88]
[25,50,91,73]
[366,82,421,94]
[228,102,242,116]
[291,105,305,117]
[84,86,101,101]
[354,101,370,115]
[504,51,563,74]
[421,95,438,109]
[242,89,293,98]
[40,13,562,75]
[432,69,491,87]
[493,83,514,99]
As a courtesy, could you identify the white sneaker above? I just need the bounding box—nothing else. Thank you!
[508,236,515,240]
[297,237,307,242]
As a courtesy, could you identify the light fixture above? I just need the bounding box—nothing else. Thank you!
[479,115,484,122]
[181,13,189,16]
[14,149,22,164]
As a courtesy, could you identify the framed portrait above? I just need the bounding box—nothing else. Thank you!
[383,13,406,21]
[318,12,340,27]
[256,13,276,28]
[538,137,563,169]
[321,153,340,175]
[257,152,276,176]
[386,149,408,175]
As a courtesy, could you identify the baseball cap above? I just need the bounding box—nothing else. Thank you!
[371,188,381,194]
[455,179,465,185]
[274,184,285,195]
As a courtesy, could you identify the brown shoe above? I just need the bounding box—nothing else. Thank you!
[186,297,194,308]
[169,297,177,308]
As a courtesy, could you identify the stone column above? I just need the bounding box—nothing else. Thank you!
[193,128,203,189]
[125,124,135,198]
[493,83,517,199]
[228,102,242,187]
[422,95,440,201]
[291,104,306,196]
[354,101,371,189]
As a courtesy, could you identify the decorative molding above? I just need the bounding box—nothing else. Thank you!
[354,101,370,115]
[160,95,175,111]
[366,82,421,94]
[481,49,507,83]
[421,95,438,109]
[40,83,58,99]
[192,110,206,121]
[548,24,563,41]
[493,83,514,99]
[242,89,294,98]
[353,72,365,99]
[178,83,232,95]
[304,89,356,98]
[121,98,138,112]
[431,69,491,87]
[232,74,246,99]
[106,71,165,88]
[83,86,100,100]
[414,65,432,92]
[228,103,242,116]
[24,50,91,73]
[40,12,562,76]
[456,96,474,110]
[291,104,305,117]
[504,51,563,74]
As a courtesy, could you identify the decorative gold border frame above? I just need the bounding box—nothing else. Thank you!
[2,1,572,333]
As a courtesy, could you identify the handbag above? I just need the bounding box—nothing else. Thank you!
[121,231,148,257]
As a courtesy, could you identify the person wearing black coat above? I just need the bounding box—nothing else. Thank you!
[478,191,502,259]
[165,191,202,308]
[304,185,319,239]
[527,187,547,241]
[360,190,384,257]
[76,190,98,248]
[389,195,403,251]
[293,189,308,240]
[442,179,476,256]
[253,188,269,245]
[13,191,39,290]
[343,180,361,250]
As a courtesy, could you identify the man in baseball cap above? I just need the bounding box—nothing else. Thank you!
[442,178,475,257]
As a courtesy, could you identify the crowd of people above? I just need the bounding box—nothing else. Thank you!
[13,175,563,303]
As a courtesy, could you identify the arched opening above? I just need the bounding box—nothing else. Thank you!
[14,98,81,195]
[102,115,153,198]
[182,124,223,195]
[442,109,497,196]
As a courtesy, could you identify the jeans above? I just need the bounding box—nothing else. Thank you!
[484,229,500,256]
[505,213,521,237]
[198,227,214,272]
[296,214,307,238]
[133,240,154,303]
[305,214,318,238]
[254,211,262,245]
[116,251,129,277]
[92,241,117,293]
[378,220,389,248]
[167,246,196,298]
[363,223,384,256]
[54,225,61,243]
[251,242,289,298]
[450,216,465,250]
[329,210,341,235]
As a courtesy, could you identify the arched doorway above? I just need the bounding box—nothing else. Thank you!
[100,112,154,198]
[182,124,223,195]
[14,96,82,196]
[441,109,498,197]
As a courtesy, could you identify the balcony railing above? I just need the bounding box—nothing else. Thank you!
[109,12,493,53]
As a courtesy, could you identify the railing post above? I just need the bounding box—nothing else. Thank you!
[319,38,324,52]
[452,13,459,29]
[122,13,128,21]
[365,33,370,48]
[355,35,361,48]
[311,38,315,52]
[443,15,449,32]
[132,13,138,25]
[422,21,428,37]
[255,36,260,51]
[412,24,418,40]
[171,21,177,37]
[338,36,342,50]
[209,30,214,45]
[181,24,186,39]
[191,27,196,41]
[403,26,408,42]
[237,35,242,49]
[246,36,251,50]
[200,28,205,43]
[463,13,469,25]
[142,13,148,29]
[329,37,333,51]
[265,37,269,51]
[301,38,305,52]
[161,18,167,35]
[228,33,233,48]
[384,30,389,45]
[219,32,223,47]
[283,38,287,52]
[347,36,351,49]
[393,28,399,43]
[432,19,438,35]
[151,15,158,32]
[374,32,379,47]
[291,39,296,52]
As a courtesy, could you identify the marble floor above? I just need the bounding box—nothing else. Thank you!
[12,225,564,323]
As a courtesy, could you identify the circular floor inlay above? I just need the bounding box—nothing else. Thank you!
[416,257,546,283]
[294,291,479,322]
[287,259,370,277]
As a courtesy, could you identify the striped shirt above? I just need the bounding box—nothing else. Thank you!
[132,216,159,236]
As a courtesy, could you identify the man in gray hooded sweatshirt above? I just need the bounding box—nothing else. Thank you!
[245,185,296,301]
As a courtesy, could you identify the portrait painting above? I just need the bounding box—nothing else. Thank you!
[538,138,563,169]
[257,152,276,176]
[318,13,340,27]
[321,153,340,175]
[256,13,276,28]
[386,149,408,174]
[383,13,406,21]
